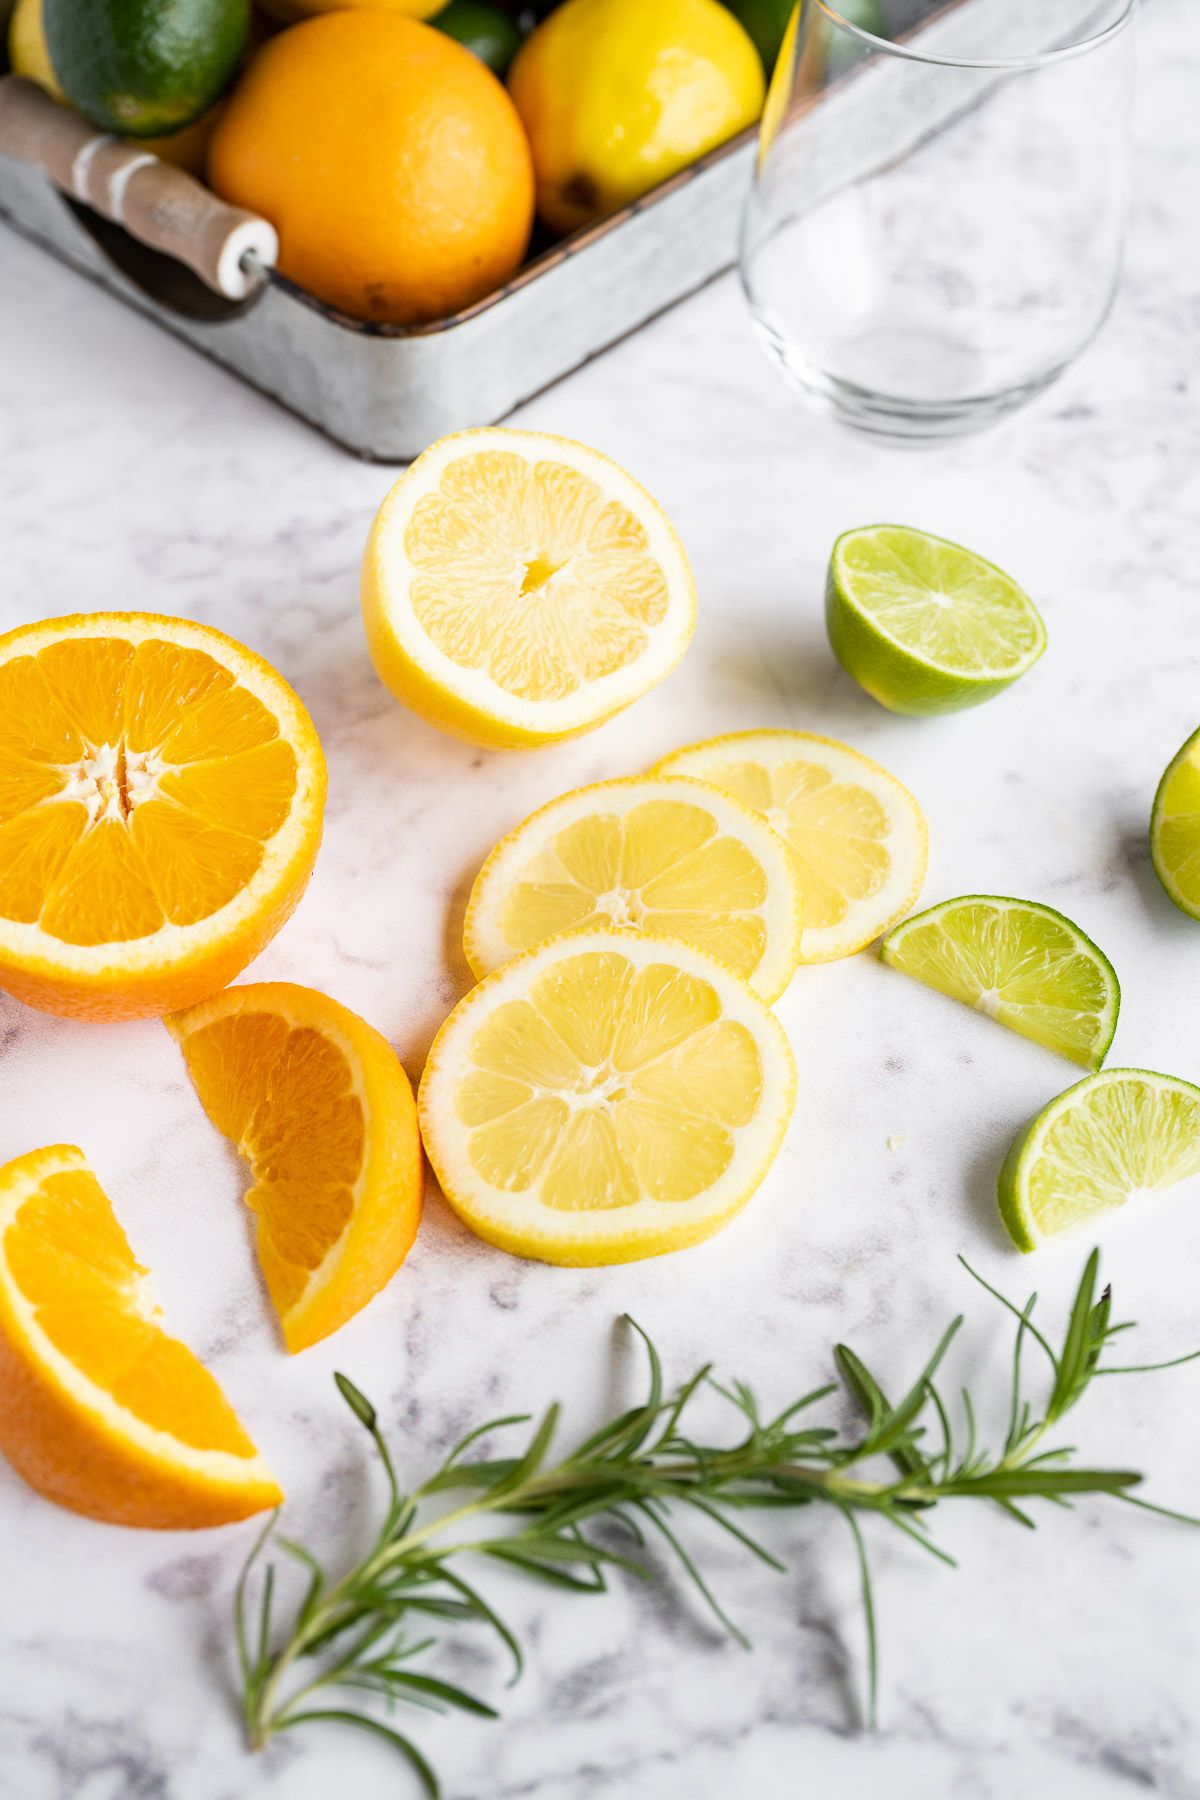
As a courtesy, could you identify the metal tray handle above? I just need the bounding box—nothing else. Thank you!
[0,74,276,298]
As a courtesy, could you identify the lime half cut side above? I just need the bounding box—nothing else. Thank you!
[999,1069,1200,1252]
[826,525,1047,716]
[1150,724,1200,919]
[880,896,1120,1070]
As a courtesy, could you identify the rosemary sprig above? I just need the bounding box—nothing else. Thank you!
[236,1249,1199,1791]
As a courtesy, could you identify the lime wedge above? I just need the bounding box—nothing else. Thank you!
[880,896,1119,1070]
[826,525,1047,715]
[1150,724,1200,919]
[998,1069,1200,1251]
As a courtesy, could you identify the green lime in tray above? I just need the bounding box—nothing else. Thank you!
[431,0,524,76]
[43,0,250,136]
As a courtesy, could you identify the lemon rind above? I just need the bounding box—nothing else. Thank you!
[362,428,697,740]
[652,728,928,962]
[418,927,797,1266]
[462,774,805,1002]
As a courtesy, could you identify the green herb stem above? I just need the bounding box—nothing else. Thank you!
[234,1249,1195,1794]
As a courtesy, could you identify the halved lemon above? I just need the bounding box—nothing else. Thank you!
[418,930,796,1265]
[167,982,423,1353]
[0,613,326,1020]
[463,776,804,1002]
[0,1144,281,1528]
[361,429,697,748]
[654,730,927,961]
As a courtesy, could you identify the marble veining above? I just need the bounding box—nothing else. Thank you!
[2,1,1200,1792]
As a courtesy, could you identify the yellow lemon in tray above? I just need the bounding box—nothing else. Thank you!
[362,429,697,747]
[509,0,764,236]
[463,775,804,1002]
[419,930,796,1265]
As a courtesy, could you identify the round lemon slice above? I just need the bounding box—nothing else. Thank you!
[362,428,697,748]
[653,730,927,961]
[463,776,804,1002]
[418,930,796,1266]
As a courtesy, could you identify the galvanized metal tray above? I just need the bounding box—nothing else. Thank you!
[0,95,757,462]
[0,0,1107,461]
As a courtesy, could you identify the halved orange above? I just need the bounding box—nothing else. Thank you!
[167,982,424,1352]
[0,613,327,1020]
[0,1144,281,1528]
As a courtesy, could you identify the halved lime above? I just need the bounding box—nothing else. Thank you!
[998,1068,1200,1252]
[880,896,1119,1070]
[1150,724,1200,919]
[826,525,1047,716]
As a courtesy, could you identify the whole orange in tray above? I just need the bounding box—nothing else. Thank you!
[0,613,326,1021]
[207,12,535,325]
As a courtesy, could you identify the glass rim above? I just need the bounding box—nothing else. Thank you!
[811,0,1139,71]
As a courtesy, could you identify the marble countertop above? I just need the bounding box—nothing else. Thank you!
[2,3,1199,1794]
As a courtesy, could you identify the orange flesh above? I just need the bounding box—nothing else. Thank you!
[4,1168,256,1456]
[177,1013,366,1316]
[0,638,298,946]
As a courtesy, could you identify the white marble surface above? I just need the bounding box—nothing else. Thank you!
[3,4,1200,1793]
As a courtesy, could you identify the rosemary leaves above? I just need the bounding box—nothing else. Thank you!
[235,1248,1198,1794]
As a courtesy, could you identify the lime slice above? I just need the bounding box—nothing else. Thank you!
[880,896,1119,1070]
[826,525,1047,716]
[998,1069,1200,1251]
[1150,724,1200,919]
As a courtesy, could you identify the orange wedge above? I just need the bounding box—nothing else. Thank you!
[0,613,327,1020]
[167,983,424,1352]
[0,1144,281,1528]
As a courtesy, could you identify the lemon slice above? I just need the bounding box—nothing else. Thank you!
[361,428,697,748]
[418,930,796,1265]
[463,776,804,1002]
[653,730,927,961]
[998,1069,1200,1252]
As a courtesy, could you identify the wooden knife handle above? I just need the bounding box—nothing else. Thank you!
[0,75,277,299]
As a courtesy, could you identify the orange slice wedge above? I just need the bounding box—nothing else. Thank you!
[0,1144,281,1528]
[0,613,327,1020]
[167,983,424,1352]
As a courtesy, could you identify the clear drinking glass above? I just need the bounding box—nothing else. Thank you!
[739,0,1138,439]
